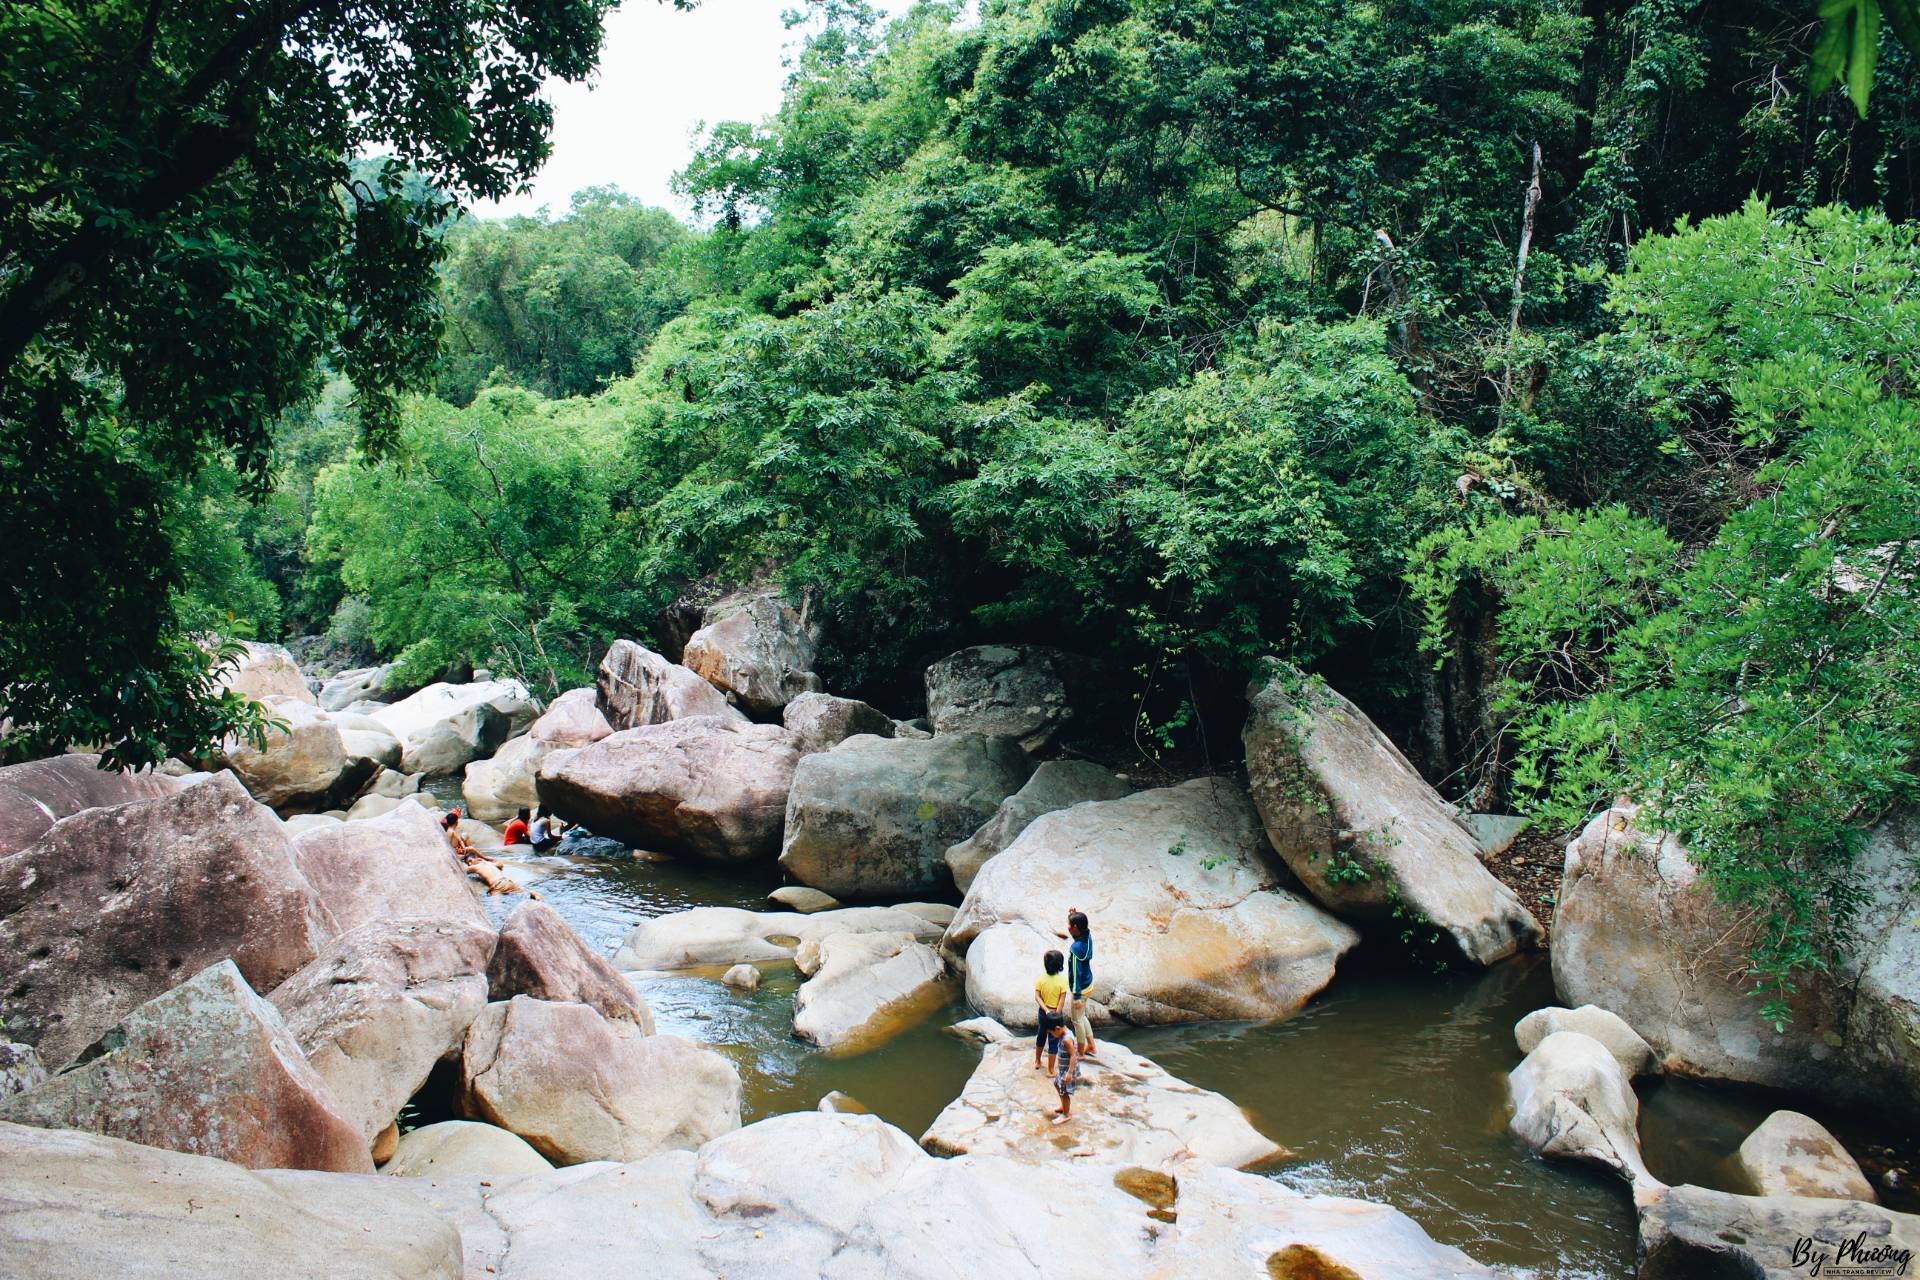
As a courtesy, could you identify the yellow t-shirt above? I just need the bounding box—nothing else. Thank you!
[1035,972,1068,1012]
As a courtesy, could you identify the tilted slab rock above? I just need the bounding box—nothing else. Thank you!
[1506,1029,1660,1197]
[462,732,550,823]
[1736,1110,1878,1202]
[394,1111,1496,1279]
[922,1038,1283,1172]
[269,918,496,1144]
[1516,1004,1658,1077]
[0,772,335,1070]
[458,996,741,1165]
[782,690,895,754]
[947,778,1360,1026]
[612,904,949,971]
[780,732,1034,898]
[371,679,532,775]
[1243,667,1542,965]
[529,686,613,746]
[216,639,316,706]
[289,799,488,933]
[769,884,840,913]
[0,753,183,856]
[1638,1183,1920,1280]
[537,717,801,861]
[0,1121,461,1279]
[383,1119,556,1178]
[597,638,746,729]
[792,932,948,1050]
[219,696,350,808]
[681,589,823,715]
[0,960,371,1172]
[489,900,654,1031]
[317,662,398,712]
[925,643,1073,753]
[945,758,1131,893]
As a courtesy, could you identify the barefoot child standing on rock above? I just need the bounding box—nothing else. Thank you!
[1033,949,1070,1073]
[1057,908,1097,1061]
[1046,1018,1080,1125]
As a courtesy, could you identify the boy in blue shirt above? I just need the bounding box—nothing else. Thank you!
[1057,908,1097,1060]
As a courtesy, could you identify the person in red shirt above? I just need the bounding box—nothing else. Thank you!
[502,807,531,846]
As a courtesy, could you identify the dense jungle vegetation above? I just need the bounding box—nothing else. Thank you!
[3,0,1918,1012]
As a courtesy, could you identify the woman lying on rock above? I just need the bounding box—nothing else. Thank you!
[441,809,540,898]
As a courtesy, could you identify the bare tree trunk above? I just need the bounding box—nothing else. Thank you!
[1508,141,1544,337]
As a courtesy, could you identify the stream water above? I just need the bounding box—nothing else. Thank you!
[477,842,1915,1280]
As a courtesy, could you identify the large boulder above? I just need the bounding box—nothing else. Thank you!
[1515,1004,1658,1077]
[0,772,335,1070]
[538,718,802,861]
[371,679,533,775]
[288,799,488,933]
[612,904,950,971]
[597,638,745,730]
[1835,807,1920,1118]
[1506,1030,1659,1197]
[681,589,823,715]
[924,644,1073,753]
[1552,803,1850,1096]
[944,759,1131,893]
[317,662,398,712]
[0,1121,462,1278]
[782,691,896,754]
[922,1036,1283,1172]
[405,1111,1496,1279]
[0,960,371,1172]
[529,686,614,747]
[269,918,496,1144]
[792,932,948,1050]
[1638,1184,1920,1280]
[218,696,350,808]
[216,640,315,706]
[0,753,181,855]
[1243,667,1543,966]
[780,733,1034,898]
[458,996,741,1165]
[1735,1110,1878,1202]
[462,732,550,823]
[331,710,402,774]
[947,778,1359,1026]
[489,900,654,1031]
[384,1119,555,1178]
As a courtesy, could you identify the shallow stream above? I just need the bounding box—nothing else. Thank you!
[481,843,1914,1279]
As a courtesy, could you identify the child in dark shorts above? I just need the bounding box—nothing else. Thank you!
[1046,1021,1080,1123]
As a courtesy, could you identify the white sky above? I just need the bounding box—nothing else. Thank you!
[474,0,899,223]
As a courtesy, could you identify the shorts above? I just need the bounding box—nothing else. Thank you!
[1054,1064,1077,1098]
[1035,1011,1064,1050]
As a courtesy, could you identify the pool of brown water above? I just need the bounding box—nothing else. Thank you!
[482,846,1916,1280]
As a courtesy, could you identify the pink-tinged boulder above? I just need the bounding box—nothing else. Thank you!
[215,639,316,705]
[1243,666,1542,966]
[596,639,743,730]
[489,901,654,1031]
[288,798,488,933]
[530,687,614,747]
[0,960,371,1172]
[0,1121,462,1279]
[0,753,181,856]
[270,918,497,1144]
[681,589,823,715]
[458,996,741,1165]
[0,772,336,1070]
[538,717,801,862]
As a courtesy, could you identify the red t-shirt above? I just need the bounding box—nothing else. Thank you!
[502,818,530,845]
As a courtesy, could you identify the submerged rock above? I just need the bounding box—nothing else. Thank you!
[944,758,1131,893]
[488,900,654,1031]
[721,963,761,993]
[924,644,1074,754]
[0,772,335,1070]
[537,717,802,862]
[1242,666,1542,966]
[611,904,948,971]
[947,778,1359,1026]
[0,753,181,856]
[0,960,370,1173]
[596,638,744,730]
[779,732,1034,898]
[1506,1030,1659,1197]
[921,1038,1283,1173]
[0,1121,462,1279]
[384,1120,556,1178]
[1637,1184,1920,1280]
[1735,1110,1877,1202]
[792,933,948,1050]
[769,884,840,913]
[458,996,741,1166]
[681,589,823,715]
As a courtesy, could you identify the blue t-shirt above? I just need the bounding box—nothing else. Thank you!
[1067,933,1093,995]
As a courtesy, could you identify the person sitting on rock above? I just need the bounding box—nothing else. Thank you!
[1034,949,1070,1073]
[502,808,531,846]
[442,809,536,897]
[1057,908,1097,1061]
[1046,1018,1080,1125]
